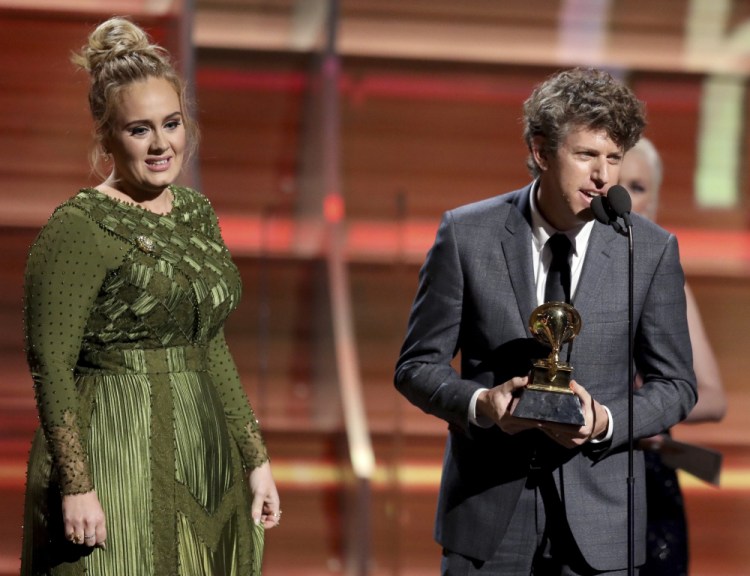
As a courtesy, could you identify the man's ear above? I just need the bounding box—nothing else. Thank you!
[531,135,548,171]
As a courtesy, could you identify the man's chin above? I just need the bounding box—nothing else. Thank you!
[577,207,594,222]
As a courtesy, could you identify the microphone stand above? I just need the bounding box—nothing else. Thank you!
[623,213,635,576]
[591,191,635,575]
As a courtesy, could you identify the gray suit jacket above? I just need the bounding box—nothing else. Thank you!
[394,184,697,570]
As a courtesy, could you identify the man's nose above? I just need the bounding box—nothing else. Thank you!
[592,158,610,187]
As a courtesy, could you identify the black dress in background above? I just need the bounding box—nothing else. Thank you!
[641,445,689,576]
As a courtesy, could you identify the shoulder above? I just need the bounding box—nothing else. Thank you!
[630,212,675,247]
[449,186,529,220]
[30,190,127,264]
[26,200,96,270]
[609,213,684,276]
[170,186,226,244]
[443,185,531,234]
[172,185,213,211]
[40,193,102,237]
[172,185,220,223]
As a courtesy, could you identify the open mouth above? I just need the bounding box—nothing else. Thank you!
[580,190,607,206]
[146,157,172,171]
[581,190,600,199]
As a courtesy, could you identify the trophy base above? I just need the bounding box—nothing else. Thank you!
[511,387,585,426]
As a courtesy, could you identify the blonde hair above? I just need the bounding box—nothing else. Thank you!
[630,137,663,194]
[72,16,199,176]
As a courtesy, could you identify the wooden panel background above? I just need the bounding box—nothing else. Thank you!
[1,3,750,575]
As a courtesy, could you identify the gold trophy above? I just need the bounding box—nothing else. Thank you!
[511,302,585,425]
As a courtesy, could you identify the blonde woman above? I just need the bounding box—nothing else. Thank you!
[21,17,278,575]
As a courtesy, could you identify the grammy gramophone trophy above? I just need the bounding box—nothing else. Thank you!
[511,301,586,426]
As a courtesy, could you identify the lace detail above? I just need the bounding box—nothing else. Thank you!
[241,417,269,470]
[47,410,94,495]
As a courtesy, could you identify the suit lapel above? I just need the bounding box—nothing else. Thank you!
[502,187,536,332]
[573,221,618,317]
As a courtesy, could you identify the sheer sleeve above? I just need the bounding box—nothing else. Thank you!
[24,205,110,495]
[207,329,269,470]
[199,194,269,470]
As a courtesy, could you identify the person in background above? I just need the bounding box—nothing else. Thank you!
[620,137,727,576]
[395,67,697,575]
[21,16,279,575]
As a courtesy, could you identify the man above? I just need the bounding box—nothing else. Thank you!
[394,68,697,575]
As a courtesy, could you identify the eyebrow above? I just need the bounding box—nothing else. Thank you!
[123,111,182,129]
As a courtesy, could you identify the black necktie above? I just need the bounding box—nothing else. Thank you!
[545,234,572,303]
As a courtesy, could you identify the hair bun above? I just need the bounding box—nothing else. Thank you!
[72,16,167,75]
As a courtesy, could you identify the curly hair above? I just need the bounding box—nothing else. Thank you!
[522,68,646,178]
[71,16,199,177]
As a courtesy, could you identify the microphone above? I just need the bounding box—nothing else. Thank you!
[591,194,625,235]
[606,184,633,227]
[591,185,633,235]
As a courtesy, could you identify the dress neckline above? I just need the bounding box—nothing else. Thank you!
[82,185,179,217]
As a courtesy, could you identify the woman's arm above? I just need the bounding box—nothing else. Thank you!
[25,205,114,546]
[681,283,727,424]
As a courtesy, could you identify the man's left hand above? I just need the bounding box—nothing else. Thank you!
[537,380,609,447]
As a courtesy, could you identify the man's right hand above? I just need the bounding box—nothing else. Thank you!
[476,376,541,435]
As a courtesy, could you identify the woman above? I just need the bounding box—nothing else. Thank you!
[620,137,727,576]
[21,16,279,575]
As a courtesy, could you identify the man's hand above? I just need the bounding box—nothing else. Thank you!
[477,377,610,446]
[476,376,543,435]
[536,380,610,447]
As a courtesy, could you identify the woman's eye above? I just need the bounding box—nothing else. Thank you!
[165,120,182,130]
[129,126,149,136]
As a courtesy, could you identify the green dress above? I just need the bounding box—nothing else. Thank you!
[21,186,268,575]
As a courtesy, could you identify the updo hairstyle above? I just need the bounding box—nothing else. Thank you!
[71,16,199,174]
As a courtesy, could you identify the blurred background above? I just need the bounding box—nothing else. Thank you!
[1,0,750,574]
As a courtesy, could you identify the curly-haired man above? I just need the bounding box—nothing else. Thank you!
[395,68,697,575]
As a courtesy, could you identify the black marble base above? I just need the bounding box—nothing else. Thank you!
[511,387,585,426]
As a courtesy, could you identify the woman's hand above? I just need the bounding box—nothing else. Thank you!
[62,490,107,548]
[248,460,281,529]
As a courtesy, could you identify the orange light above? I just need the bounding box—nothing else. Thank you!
[324,193,345,223]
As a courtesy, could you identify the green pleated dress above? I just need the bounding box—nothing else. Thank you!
[21,186,267,575]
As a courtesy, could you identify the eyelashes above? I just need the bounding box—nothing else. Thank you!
[127,120,182,137]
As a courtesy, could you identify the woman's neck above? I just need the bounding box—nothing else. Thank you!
[96,180,174,215]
